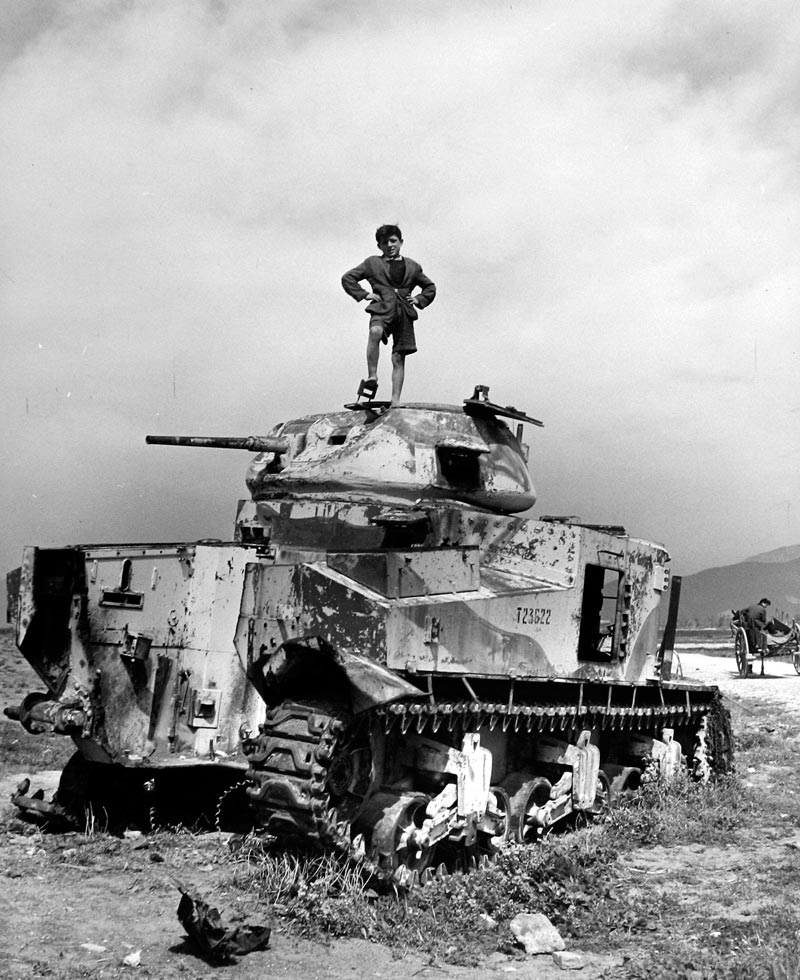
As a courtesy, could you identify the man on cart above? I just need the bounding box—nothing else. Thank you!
[741,597,772,655]
[731,598,798,677]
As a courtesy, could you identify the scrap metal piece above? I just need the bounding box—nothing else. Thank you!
[3,692,87,736]
[463,384,544,427]
[176,883,271,963]
[9,776,76,827]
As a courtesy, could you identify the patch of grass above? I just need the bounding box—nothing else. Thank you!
[0,721,75,778]
[732,710,800,829]
[729,696,800,733]
[611,909,800,980]
[228,744,793,968]
[230,827,662,965]
[360,832,663,965]
[738,725,800,769]
[605,769,756,849]
[231,839,376,943]
[232,837,371,907]
[0,628,75,779]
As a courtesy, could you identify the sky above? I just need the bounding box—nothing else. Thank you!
[1,0,798,581]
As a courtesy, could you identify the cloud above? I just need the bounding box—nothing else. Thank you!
[1,0,799,577]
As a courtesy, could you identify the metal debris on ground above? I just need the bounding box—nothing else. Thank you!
[176,882,271,963]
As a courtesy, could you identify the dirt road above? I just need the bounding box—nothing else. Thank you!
[2,649,800,980]
[680,647,800,706]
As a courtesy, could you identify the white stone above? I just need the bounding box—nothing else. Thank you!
[553,950,586,970]
[509,912,566,955]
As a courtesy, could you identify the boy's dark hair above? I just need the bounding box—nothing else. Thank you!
[375,224,402,245]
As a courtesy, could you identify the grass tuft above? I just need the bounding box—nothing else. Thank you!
[0,722,75,778]
[605,768,756,849]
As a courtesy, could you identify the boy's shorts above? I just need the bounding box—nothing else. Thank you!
[370,314,417,355]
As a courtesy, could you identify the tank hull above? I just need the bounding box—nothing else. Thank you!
[4,396,732,877]
[6,509,729,871]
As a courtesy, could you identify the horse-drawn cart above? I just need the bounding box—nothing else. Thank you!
[730,611,800,678]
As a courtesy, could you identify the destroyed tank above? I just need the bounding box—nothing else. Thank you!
[5,385,731,882]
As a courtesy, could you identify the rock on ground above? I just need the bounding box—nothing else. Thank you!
[510,912,566,955]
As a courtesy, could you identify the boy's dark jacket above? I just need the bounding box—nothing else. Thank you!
[342,256,436,320]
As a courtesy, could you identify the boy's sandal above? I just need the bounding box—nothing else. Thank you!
[357,378,379,399]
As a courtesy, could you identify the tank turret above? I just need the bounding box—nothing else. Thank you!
[148,387,542,516]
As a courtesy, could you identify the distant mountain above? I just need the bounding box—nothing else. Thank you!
[746,544,800,564]
[677,550,800,627]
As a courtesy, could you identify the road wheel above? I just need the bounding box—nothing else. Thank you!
[591,771,612,817]
[476,786,511,856]
[366,792,435,878]
[510,777,552,843]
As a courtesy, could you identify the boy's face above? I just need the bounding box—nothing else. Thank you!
[379,235,403,259]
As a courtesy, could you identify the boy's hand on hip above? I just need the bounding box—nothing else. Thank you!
[365,292,379,302]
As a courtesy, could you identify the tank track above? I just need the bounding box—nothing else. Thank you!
[691,694,735,779]
[242,691,721,888]
[242,701,390,880]
[375,694,712,735]
[242,701,349,844]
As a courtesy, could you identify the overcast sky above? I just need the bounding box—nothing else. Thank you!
[1,0,798,582]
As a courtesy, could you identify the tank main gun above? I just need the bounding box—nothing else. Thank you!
[146,435,290,454]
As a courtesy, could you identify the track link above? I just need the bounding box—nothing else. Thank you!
[243,701,387,880]
[243,701,348,841]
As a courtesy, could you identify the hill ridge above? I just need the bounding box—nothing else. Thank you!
[745,544,800,565]
[677,552,800,627]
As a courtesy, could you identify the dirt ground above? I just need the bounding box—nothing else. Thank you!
[2,640,800,980]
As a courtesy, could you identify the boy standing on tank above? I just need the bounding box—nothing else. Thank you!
[342,224,436,406]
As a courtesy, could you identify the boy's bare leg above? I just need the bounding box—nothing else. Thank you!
[391,350,406,405]
[366,324,384,382]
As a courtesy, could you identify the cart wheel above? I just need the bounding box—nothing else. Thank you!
[734,628,750,678]
[793,653,800,676]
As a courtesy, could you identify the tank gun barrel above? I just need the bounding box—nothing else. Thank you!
[146,435,289,454]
